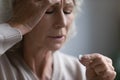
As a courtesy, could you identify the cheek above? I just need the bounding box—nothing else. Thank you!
[31,22,49,40]
[66,15,74,31]
[35,16,51,32]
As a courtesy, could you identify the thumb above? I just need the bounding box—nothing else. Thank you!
[79,54,93,68]
[79,55,97,80]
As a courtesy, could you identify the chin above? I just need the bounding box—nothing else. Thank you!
[48,44,63,51]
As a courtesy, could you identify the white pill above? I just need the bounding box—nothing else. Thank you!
[78,55,83,60]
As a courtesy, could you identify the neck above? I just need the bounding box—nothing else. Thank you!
[23,43,53,79]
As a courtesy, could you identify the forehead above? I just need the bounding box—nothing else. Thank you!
[53,0,74,7]
[52,0,74,8]
[63,0,74,5]
[64,0,73,3]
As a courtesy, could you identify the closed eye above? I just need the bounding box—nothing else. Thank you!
[64,10,73,14]
[45,10,54,14]
[63,4,74,15]
[45,7,54,14]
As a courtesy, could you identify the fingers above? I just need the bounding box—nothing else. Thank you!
[79,54,93,67]
[11,0,62,26]
[102,70,116,80]
[10,0,63,35]
[91,58,114,72]
[33,0,61,7]
[79,53,116,80]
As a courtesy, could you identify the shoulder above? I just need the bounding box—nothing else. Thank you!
[54,51,83,67]
[53,51,86,80]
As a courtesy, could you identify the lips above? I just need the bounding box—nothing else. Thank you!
[49,36,63,38]
[49,35,65,40]
[48,35,65,42]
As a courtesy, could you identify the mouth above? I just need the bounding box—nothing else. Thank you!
[48,35,65,42]
[49,36,64,38]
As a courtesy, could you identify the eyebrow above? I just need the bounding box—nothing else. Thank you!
[51,1,74,8]
[53,3,61,7]
[65,3,74,7]
[64,1,74,6]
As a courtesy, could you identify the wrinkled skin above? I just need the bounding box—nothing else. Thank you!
[8,0,61,34]
[80,53,116,80]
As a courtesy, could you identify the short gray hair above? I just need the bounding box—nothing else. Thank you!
[74,0,83,15]
[67,0,82,40]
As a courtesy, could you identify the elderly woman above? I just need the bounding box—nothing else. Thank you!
[0,0,116,80]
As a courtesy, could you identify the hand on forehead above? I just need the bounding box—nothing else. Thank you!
[14,0,74,6]
[34,0,74,5]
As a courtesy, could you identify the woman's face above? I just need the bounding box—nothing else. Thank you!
[25,0,75,51]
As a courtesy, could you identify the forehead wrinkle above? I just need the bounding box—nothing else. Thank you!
[53,0,62,7]
[64,0,74,6]
[52,0,74,8]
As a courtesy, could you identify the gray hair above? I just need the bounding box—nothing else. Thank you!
[74,0,83,14]
[67,0,82,41]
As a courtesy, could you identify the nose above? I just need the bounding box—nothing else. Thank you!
[54,11,67,29]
